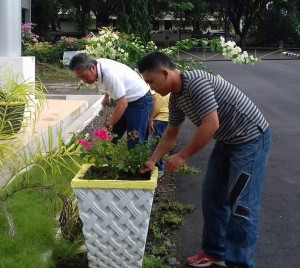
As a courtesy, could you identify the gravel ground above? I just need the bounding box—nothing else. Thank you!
[81,109,107,138]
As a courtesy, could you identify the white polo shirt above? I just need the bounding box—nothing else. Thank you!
[96,58,149,102]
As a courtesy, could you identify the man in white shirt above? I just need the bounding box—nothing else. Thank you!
[69,53,152,149]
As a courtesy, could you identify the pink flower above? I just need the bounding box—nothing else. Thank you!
[93,128,113,141]
[84,33,94,39]
[21,23,32,32]
[78,139,92,150]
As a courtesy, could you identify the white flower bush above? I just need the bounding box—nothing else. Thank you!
[80,27,258,73]
[83,27,157,68]
[83,27,129,62]
[220,36,258,64]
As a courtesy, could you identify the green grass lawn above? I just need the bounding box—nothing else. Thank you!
[36,63,76,81]
[0,162,81,268]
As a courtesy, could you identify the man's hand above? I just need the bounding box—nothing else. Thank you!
[139,160,156,174]
[148,120,155,135]
[101,94,110,108]
[165,153,187,173]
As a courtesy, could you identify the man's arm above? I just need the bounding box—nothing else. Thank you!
[179,110,219,159]
[166,110,219,173]
[106,96,128,129]
[140,125,180,173]
[101,93,110,108]
[148,94,159,134]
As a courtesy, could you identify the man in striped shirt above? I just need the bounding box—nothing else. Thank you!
[138,52,271,268]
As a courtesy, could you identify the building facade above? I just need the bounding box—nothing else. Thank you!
[22,0,31,23]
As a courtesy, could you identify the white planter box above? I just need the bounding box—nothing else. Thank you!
[72,164,158,268]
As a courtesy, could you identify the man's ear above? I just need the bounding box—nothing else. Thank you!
[162,69,169,79]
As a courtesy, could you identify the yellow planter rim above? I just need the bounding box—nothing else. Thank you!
[71,164,158,190]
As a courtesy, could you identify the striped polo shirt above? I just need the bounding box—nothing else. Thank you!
[169,70,269,144]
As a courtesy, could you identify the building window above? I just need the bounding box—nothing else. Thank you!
[164,21,172,30]
[22,9,26,23]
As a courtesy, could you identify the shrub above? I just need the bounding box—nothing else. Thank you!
[23,37,87,64]
[77,128,157,179]
[23,42,60,63]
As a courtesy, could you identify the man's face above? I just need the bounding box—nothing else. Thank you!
[75,65,97,84]
[142,69,170,96]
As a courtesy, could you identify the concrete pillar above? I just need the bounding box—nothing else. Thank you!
[0,0,22,57]
[0,0,35,83]
[0,1,35,126]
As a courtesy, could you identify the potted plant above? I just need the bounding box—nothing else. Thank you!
[0,67,46,140]
[71,128,158,268]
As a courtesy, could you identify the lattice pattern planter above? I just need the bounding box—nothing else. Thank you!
[71,164,158,268]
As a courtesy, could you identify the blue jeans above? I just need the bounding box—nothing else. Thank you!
[201,128,271,268]
[112,91,153,149]
[150,120,168,172]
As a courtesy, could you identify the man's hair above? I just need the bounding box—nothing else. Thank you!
[138,51,176,73]
[69,53,97,71]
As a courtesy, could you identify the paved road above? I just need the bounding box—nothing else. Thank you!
[176,60,300,268]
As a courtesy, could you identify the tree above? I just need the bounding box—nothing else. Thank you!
[185,0,209,35]
[206,0,232,39]
[171,1,194,40]
[148,0,171,20]
[31,0,61,40]
[116,0,152,41]
[148,0,195,40]
[266,0,300,45]
[227,0,269,47]
[31,0,94,38]
[91,0,119,28]
[206,0,269,47]
[61,0,92,35]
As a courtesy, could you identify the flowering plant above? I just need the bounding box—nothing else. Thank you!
[21,23,39,46]
[83,27,157,68]
[74,28,259,90]
[77,128,155,180]
[83,27,129,63]
[219,36,258,64]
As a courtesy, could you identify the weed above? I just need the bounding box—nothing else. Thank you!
[162,212,183,226]
[142,255,165,268]
[146,201,195,264]
[50,238,88,268]
[150,246,170,257]
[177,164,200,175]
[150,224,166,240]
